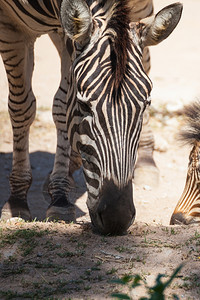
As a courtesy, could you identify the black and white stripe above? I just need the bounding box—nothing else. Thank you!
[0,0,73,222]
[63,0,182,234]
[65,1,152,203]
[1,0,61,33]
[171,101,200,225]
[0,0,182,234]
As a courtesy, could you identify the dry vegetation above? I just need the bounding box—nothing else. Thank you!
[0,219,200,299]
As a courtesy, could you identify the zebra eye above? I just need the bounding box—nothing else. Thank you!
[75,41,84,51]
[74,37,90,52]
[143,95,151,108]
[146,95,151,105]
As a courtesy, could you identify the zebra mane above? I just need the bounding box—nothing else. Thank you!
[179,101,200,145]
[106,0,132,90]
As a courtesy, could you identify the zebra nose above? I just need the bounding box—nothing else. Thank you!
[170,212,197,225]
[89,180,135,235]
[170,212,188,225]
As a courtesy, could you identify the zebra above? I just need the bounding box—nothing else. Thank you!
[0,0,183,235]
[170,101,200,225]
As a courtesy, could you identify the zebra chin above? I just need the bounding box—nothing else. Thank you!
[88,179,135,235]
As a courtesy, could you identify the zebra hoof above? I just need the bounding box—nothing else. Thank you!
[1,197,31,221]
[170,212,200,225]
[134,165,159,187]
[46,202,76,223]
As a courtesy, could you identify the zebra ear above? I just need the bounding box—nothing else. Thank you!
[60,0,93,44]
[136,2,183,48]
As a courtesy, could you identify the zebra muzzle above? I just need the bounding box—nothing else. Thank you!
[88,180,135,235]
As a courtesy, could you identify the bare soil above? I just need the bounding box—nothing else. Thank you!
[0,1,200,299]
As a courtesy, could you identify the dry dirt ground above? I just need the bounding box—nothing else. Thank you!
[0,0,200,299]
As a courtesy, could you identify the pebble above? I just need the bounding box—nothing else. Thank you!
[143,185,152,191]
[6,217,24,223]
[166,102,183,113]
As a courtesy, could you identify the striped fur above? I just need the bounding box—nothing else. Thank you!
[64,1,182,234]
[0,0,153,224]
[0,0,182,234]
[63,0,154,234]
[0,0,74,221]
[66,0,152,192]
[170,101,200,225]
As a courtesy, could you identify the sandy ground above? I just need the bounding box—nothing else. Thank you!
[0,0,200,299]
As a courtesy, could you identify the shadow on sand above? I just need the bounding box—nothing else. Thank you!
[0,151,86,221]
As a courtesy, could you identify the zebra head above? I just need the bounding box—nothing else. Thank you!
[170,101,200,225]
[61,0,183,234]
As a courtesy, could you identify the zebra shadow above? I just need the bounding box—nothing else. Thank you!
[0,151,87,221]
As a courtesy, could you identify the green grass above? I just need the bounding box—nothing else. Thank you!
[1,266,25,278]
[0,278,82,299]
[0,227,50,261]
[111,264,183,300]
[0,228,49,245]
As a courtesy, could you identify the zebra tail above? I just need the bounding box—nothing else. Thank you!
[178,100,200,145]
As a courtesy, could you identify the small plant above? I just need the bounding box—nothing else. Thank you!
[57,250,75,258]
[107,268,118,275]
[111,264,183,300]
[194,230,200,239]
[170,228,176,235]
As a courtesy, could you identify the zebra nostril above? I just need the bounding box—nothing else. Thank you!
[90,210,105,234]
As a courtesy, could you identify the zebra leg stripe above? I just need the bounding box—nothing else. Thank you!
[0,23,36,220]
[46,32,76,222]
[0,5,76,223]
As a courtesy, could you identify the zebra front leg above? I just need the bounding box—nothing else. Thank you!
[3,133,33,221]
[46,32,76,222]
[46,128,76,222]
[0,35,36,220]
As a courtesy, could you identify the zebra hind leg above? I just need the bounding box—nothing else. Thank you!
[44,149,82,223]
[45,32,77,223]
[0,24,36,220]
[46,129,76,222]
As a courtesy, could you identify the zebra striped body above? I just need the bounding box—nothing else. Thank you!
[170,102,200,225]
[0,0,182,234]
[0,0,75,222]
[0,1,61,32]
